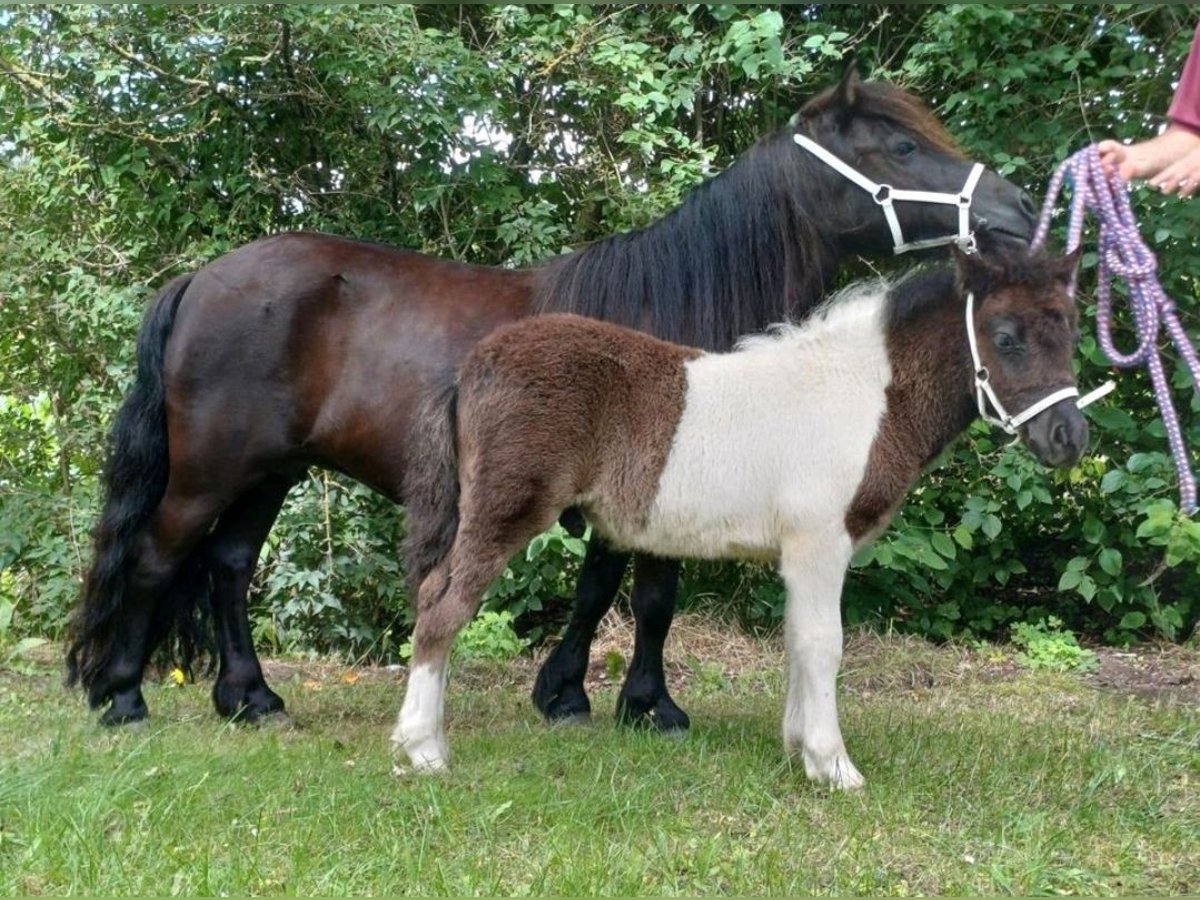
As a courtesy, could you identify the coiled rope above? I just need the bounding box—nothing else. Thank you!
[1031,143,1200,514]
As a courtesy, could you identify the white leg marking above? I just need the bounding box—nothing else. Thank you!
[780,531,864,790]
[391,660,450,771]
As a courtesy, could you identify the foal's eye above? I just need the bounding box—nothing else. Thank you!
[894,140,917,158]
[994,332,1019,354]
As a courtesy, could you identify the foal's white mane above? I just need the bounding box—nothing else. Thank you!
[732,279,893,355]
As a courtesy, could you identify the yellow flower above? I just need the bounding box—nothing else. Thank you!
[170,667,186,686]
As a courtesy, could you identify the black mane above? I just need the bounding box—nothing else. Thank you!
[531,81,967,353]
[531,128,840,352]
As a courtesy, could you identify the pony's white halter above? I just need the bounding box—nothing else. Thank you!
[965,290,1116,434]
[792,132,984,255]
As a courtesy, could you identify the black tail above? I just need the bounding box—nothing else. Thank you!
[403,381,461,600]
[66,275,195,694]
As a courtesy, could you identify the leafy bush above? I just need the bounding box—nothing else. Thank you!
[399,610,528,664]
[2,6,1198,659]
[1010,616,1098,673]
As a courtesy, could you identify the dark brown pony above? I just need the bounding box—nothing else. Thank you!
[67,68,1038,728]
[394,245,1089,787]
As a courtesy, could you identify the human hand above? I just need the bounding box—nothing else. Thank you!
[1096,128,1200,193]
[1097,139,1141,181]
[1147,144,1200,197]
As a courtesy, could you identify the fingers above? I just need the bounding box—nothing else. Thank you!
[1096,140,1125,176]
[1147,146,1200,197]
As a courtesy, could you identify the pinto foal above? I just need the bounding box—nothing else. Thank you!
[397,247,1090,788]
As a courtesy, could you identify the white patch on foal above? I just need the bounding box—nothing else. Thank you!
[627,282,893,788]
[632,283,892,560]
[392,660,450,770]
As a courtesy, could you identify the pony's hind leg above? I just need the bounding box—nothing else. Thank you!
[532,537,630,724]
[616,554,690,733]
[207,475,296,723]
[91,487,225,725]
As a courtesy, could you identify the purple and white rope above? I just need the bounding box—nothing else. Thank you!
[1031,143,1200,514]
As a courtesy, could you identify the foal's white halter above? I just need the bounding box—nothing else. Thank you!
[965,290,1116,434]
[793,132,984,255]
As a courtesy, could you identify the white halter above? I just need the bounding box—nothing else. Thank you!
[793,132,984,255]
[965,290,1116,434]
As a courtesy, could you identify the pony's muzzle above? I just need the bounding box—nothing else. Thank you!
[1023,400,1089,468]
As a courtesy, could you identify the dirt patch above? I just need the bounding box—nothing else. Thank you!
[1086,645,1200,705]
[534,615,1200,706]
[9,621,1199,708]
[572,608,778,693]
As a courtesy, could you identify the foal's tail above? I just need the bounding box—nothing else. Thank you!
[403,380,461,599]
[66,275,194,697]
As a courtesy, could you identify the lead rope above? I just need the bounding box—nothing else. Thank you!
[1031,144,1200,514]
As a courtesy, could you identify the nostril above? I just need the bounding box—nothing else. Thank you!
[1019,190,1037,217]
[1051,421,1069,449]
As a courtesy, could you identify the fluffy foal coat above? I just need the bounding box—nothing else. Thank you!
[397,249,1084,788]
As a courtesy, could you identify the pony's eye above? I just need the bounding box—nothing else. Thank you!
[894,140,917,158]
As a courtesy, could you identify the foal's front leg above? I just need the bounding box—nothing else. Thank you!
[779,533,863,790]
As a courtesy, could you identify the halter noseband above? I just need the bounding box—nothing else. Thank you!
[965,290,1116,434]
[792,132,984,255]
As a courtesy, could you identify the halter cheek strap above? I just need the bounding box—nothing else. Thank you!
[793,133,985,255]
[965,291,1116,434]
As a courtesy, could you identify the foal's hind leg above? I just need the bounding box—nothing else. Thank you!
[92,487,225,725]
[207,475,296,723]
[532,537,630,724]
[391,545,515,770]
[395,476,564,769]
[616,555,690,733]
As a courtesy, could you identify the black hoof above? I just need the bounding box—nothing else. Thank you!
[617,691,691,734]
[213,679,287,723]
[532,672,592,724]
[99,689,149,727]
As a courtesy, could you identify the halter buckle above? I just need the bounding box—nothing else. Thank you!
[873,184,893,206]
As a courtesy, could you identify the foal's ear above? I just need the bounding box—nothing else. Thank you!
[1050,247,1083,288]
[951,245,996,296]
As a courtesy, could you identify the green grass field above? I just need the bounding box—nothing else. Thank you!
[2,628,1197,896]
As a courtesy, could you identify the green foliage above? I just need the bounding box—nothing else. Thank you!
[481,524,588,643]
[399,610,527,664]
[605,649,626,681]
[1011,616,1099,673]
[2,5,1199,656]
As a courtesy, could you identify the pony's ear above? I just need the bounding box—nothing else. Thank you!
[795,56,862,126]
[836,56,862,109]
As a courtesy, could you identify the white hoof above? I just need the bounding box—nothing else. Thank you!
[390,729,449,772]
[803,749,865,790]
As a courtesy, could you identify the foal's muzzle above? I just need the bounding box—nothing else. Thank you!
[1023,400,1089,468]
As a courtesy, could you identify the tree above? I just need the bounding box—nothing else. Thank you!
[2,5,1197,654]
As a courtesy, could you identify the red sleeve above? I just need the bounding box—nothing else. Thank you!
[1168,23,1200,133]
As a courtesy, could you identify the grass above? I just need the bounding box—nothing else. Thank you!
[1,628,1197,896]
